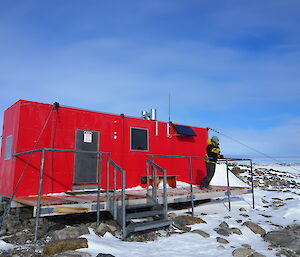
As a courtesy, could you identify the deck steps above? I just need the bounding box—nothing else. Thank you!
[125,209,164,220]
[125,202,158,210]
[114,200,173,238]
[126,219,173,233]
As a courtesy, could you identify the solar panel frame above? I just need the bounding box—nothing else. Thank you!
[173,124,197,136]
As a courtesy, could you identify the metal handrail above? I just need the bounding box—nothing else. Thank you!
[146,154,255,215]
[12,148,110,242]
[146,154,209,217]
[146,159,168,220]
[147,154,209,159]
[12,148,110,156]
[106,157,126,239]
[217,158,255,211]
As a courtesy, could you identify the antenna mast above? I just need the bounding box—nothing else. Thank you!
[168,93,171,122]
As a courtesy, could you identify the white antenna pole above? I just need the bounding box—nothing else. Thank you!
[168,93,171,122]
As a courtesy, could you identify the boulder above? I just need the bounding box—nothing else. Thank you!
[56,250,92,257]
[243,222,266,236]
[214,221,238,237]
[219,221,229,229]
[214,227,231,237]
[96,254,115,257]
[173,223,191,232]
[173,215,206,226]
[168,213,177,219]
[264,229,300,253]
[52,226,89,240]
[251,252,266,257]
[232,248,255,257]
[190,229,210,238]
[43,238,88,255]
[217,237,229,244]
[241,244,251,249]
[96,223,115,237]
[230,228,243,235]
[232,167,244,174]
[125,231,158,242]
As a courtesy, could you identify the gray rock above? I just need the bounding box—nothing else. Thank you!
[289,224,300,236]
[96,254,115,257]
[56,250,92,257]
[239,208,247,212]
[277,249,298,257]
[251,252,266,257]
[217,237,229,244]
[173,215,206,225]
[243,221,266,236]
[168,212,177,219]
[230,228,243,235]
[214,221,242,237]
[232,248,255,257]
[214,227,231,237]
[173,223,191,232]
[240,214,250,217]
[43,238,88,255]
[219,221,229,229]
[241,244,251,249]
[104,220,120,233]
[264,229,300,253]
[52,226,89,240]
[125,231,158,242]
[96,223,116,237]
[191,229,210,238]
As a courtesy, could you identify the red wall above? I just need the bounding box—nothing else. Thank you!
[0,100,208,197]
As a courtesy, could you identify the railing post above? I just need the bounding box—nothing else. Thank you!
[96,153,102,227]
[226,159,231,211]
[162,168,168,220]
[121,170,126,239]
[152,167,157,200]
[146,161,149,198]
[34,149,45,242]
[113,167,117,219]
[106,159,110,210]
[250,159,255,209]
[188,157,194,217]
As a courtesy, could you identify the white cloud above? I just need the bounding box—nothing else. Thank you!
[218,117,300,156]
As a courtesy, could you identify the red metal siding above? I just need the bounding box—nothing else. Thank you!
[0,100,208,197]
[0,101,21,197]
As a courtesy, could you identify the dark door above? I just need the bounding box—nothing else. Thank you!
[74,130,99,184]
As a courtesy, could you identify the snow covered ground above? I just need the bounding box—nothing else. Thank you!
[76,164,300,257]
[0,163,299,256]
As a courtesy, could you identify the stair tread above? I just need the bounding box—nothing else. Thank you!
[126,210,164,220]
[126,202,160,210]
[127,219,173,233]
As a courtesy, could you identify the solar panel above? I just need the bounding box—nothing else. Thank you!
[173,124,197,136]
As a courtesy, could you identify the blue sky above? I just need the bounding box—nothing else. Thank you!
[0,1,300,157]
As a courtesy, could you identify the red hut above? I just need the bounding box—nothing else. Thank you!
[0,100,208,198]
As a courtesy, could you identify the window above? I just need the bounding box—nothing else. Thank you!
[5,135,12,160]
[131,128,148,151]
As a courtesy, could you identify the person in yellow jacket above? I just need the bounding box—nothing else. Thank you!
[200,136,223,188]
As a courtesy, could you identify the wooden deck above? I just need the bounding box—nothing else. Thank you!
[13,186,251,217]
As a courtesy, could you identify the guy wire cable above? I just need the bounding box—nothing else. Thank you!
[1,103,59,226]
[208,127,300,173]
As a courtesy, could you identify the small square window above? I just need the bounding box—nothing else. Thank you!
[131,128,148,151]
[5,135,12,160]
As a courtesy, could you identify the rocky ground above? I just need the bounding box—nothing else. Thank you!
[0,164,299,256]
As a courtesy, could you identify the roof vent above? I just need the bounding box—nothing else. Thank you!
[141,109,157,121]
